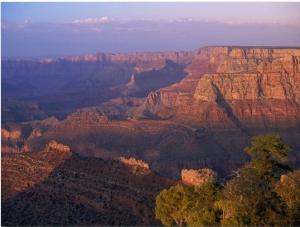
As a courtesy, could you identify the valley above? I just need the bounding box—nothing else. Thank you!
[2,46,300,179]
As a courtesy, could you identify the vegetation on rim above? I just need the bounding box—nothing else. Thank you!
[2,134,300,226]
[155,134,300,226]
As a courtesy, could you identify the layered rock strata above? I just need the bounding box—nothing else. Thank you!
[189,47,300,129]
[2,46,300,179]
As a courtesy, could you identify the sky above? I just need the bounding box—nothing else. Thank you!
[1,2,300,59]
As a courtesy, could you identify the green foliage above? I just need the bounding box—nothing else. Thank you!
[213,200,250,226]
[223,134,293,226]
[186,183,222,226]
[155,184,194,226]
[275,170,300,225]
[223,175,269,226]
[186,208,216,227]
[155,134,300,226]
[155,183,222,226]
[243,134,292,181]
[193,182,223,209]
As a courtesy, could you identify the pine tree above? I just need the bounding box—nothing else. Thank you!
[223,134,292,226]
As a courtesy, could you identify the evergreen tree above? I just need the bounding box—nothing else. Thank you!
[275,170,300,225]
[155,134,298,226]
[155,183,221,226]
[155,184,194,226]
[186,183,222,226]
[213,199,250,226]
[242,134,292,181]
[223,134,292,226]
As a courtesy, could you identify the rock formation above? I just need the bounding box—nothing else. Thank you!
[136,46,230,117]
[195,48,300,101]
[117,157,149,169]
[1,96,47,123]
[60,51,195,65]
[2,46,300,179]
[189,47,300,129]
[46,140,71,152]
[1,149,175,226]
[116,157,151,175]
[181,168,219,187]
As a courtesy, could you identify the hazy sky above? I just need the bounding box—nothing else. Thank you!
[1,2,300,58]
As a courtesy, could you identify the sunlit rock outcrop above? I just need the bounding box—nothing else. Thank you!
[2,46,300,179]
[181,168,219,187]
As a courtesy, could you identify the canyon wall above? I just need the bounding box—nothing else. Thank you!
[2,51,193,120]
[2,46,300,178]
[136,46,231,117]
[195,48,300,101]
[190,47,300,128]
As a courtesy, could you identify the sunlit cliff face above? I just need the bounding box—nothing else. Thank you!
[2,46,300,179]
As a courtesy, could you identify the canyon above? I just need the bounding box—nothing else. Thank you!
[2,46,300,179]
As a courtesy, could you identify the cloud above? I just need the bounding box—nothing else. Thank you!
[90,27,101,33]
[3,17,299,32]
[72,17,111,24]
[225,18,300,27]
[2,18,300,59]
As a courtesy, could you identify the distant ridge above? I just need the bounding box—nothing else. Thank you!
[2,46,300,61]
[2,45,300,179]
